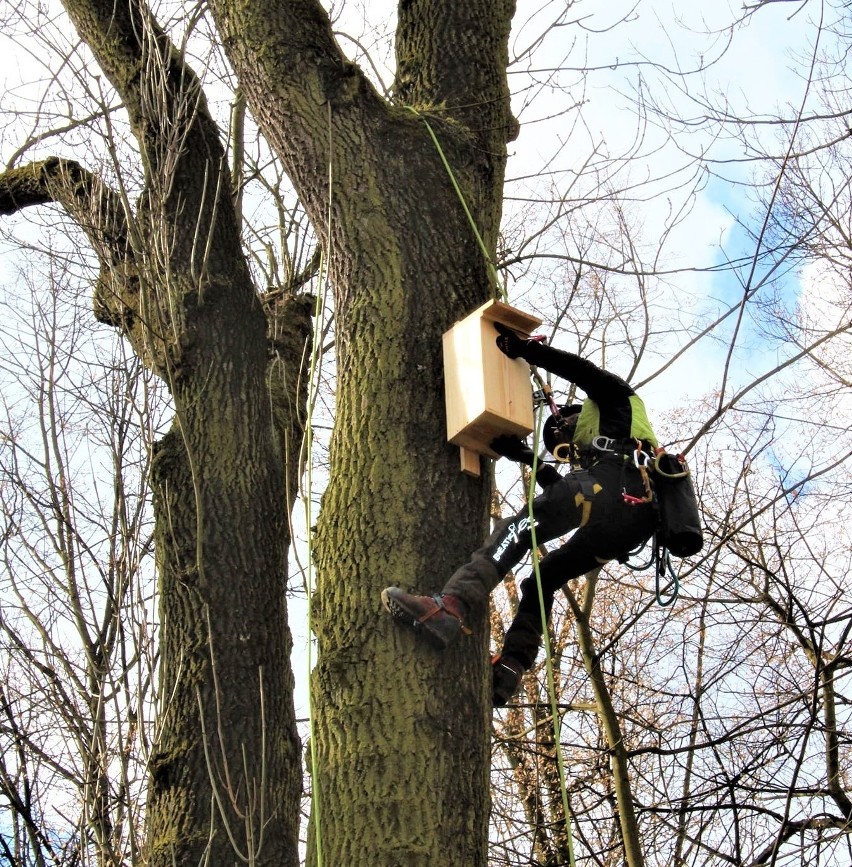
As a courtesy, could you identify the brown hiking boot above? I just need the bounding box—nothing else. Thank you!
[381,587,471,649]
[491,654,525,707]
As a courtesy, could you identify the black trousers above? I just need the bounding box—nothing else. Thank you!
[443,455,657,669]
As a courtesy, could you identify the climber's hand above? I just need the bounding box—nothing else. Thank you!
[494,322,528,359]
[490,435,535,466]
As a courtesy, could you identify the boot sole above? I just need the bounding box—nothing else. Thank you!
[380,588,457,649]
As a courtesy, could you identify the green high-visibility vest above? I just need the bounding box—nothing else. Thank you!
[573,394,659,449]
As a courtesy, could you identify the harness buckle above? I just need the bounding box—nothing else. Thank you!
[591,435,616,452]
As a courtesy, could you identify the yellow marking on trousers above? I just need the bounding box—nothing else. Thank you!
[574,484,602,527]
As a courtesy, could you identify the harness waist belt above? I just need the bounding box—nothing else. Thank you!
[587,436,653,454]
[576,438,655,470]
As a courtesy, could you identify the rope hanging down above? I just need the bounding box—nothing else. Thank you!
[302,102,337,867]
[625,540,680,607]
[527,403,578,867]
[408,104,579,864]
[406,106,505,302]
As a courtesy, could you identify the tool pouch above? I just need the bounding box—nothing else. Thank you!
[652,453,704,557]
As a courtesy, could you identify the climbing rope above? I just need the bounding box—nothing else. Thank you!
[409,102,580,860]
[625,538,680,607]
[302,103,336,867]
[654,548,680,607]
[406,106,505,302]
[526,403,578,867]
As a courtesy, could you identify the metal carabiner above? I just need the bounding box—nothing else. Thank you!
[633,444,652,468]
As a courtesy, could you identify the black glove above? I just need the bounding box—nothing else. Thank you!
[494,322,528,359]
[490,434,535,466]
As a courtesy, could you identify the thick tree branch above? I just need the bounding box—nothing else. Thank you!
[60,0,215,181]
[0,158,153,348]
[394,0,518,144]
[207,0,388,223]
[0,159,66,213]
[60,0,245,288]
[0,157,127,262]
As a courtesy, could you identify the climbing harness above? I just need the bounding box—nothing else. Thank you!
[527,368,687,607]
[529,372,686,607]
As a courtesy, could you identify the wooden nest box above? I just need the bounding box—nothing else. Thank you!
[443,300,542,476]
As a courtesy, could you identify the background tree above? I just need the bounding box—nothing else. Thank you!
[0,0,310,862]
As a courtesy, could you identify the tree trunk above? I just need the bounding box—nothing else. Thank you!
[307,143,496,865]
[145,281,306,867]
[1,0,310,860]
[207,0,518,862]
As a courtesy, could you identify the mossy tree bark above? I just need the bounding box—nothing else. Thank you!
[207,1,518,863]
[0,1,306,864]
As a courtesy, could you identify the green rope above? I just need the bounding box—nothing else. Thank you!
[304,272,327,867]
[527,405,578,867]
[405,106,505,301]
[655,555,680,607]
[303,104,336,867]
[406,100,576,862]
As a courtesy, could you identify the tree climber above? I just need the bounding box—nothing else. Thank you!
[382,323,661,707]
